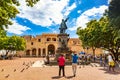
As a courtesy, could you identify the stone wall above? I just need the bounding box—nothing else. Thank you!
[17,33,103,57]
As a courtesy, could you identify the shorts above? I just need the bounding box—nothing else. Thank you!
[109,61,115,67]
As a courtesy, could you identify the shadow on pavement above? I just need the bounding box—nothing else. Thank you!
[99,68,120,75]
[52,75,75,79]
[51,76,61,79]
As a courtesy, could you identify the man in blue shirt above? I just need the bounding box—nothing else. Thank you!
[72,51,79,77]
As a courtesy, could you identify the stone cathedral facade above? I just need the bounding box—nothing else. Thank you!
[17,33,102,57]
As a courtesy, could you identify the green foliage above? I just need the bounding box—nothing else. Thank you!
[0,29,7,38]
[108,0,120,29]
[8,36,26,51]
[0,0,39,30]
[77,16,120,60]
[0,35,26,56]
[0,0,19,29]
[0,0,39,57]
[77,19,105,55]
[108,0,120,18]
[99,16,120,51]
[26,0,40,7]
[77,19,101,49]
[0,37,8,49]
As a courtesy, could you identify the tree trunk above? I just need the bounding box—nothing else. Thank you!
[92,48,96,62]
[114,49,119,61]
[110,49,119,61]
[112,53,118,61]
[93,49,95,56]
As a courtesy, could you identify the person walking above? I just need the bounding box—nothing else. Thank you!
[72,51,79,77]
[103,54,108,68]
[99,54,103,66]
[107,53,115,72]
[46,54,50,64]
[57,54,65,77]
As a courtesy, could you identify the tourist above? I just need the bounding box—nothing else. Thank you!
[78,53,82,68]
[46,54,50,64]
[93,55,95,62]
[81,55,85,68]
[103,54,108,68]
[99,54,103,66]
[57,54,65,77]
[72,51,79,77]
[107,53,115,72]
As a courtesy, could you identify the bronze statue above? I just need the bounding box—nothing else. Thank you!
[59,17,69,34]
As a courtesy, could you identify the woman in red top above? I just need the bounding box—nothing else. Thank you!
[58,54,65,77]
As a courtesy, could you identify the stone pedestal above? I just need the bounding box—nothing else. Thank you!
[56,33,72,60]
[57,34,69,48]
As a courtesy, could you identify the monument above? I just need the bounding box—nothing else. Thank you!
[56,17,72,60]
[59,18,68,34]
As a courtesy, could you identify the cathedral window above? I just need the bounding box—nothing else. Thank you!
[47,38,51,41]
[52,38,56,41]
[73,41,76,45]
[38,39,41,42]
[31,42,33,45]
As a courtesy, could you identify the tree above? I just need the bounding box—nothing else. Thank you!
[26,0,40,7]
[77,16,120,61]
[77,19,102,57]
[108,0,120,30]
[99,16,120,61]
[0,29,7,38]
[0,0,40,30]
[0,0,19,29]
[0,35,26,58]
[86,20,102,56]
[0,0,39,59]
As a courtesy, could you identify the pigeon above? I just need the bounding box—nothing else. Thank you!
[20,68,25,72]
[5,74,9,78]
[1,69,4,72]
[14,69,16,72]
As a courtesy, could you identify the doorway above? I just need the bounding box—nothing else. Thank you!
[48,44,55,56]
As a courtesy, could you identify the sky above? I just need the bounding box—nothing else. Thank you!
[6,0,110,38]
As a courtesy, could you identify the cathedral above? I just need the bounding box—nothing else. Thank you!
[17,33,102,57]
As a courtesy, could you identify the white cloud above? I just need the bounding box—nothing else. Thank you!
[6,0,77,35]
[64,3,77,16]
[17,0,76,27]
[69,5,108,31]
[75,0,82,4]
[48,27,58,34]
[5,20,31,35]
[77,10,81,14]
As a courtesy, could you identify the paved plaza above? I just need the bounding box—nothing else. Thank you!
[0,58,120,80]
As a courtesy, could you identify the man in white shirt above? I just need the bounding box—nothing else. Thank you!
[107,53,115,72]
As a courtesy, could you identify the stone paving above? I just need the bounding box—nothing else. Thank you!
[0,58,120,80]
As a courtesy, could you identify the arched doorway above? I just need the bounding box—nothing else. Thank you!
[32,48,36,56]
[26,50,30,56]
[38,48,41,57]
[48,44,55,56]
[43,48,46,56]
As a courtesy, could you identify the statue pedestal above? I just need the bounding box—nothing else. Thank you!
[54,18,71,60]
[55,33,72,60]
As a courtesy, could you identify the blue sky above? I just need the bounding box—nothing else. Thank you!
[6,0,109,38]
